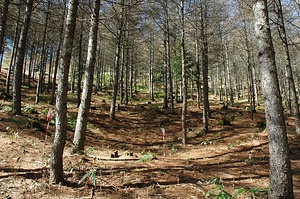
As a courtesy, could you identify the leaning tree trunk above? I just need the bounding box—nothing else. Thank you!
[12,0,33,115]
[50,0,79,184]
[72,0,100,154]
[253,1,294,198]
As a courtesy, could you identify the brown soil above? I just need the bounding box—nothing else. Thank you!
[0,71,299,198]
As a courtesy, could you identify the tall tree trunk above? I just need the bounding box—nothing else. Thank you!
[70,56,76,93]
[72,0,100,154]
[77,21,83,107]
[50,44,61,105]
[275,0,300,135]
[119,48,124,104]
[166,4,174,113]
[163,28,168,109]
[167,32,174,113]
[225,42,233,105]
[110,0,125,120]
[243,19,256,119]
[36,2,50,104]
[50,1,66,105]
[253,1,294,198]
[12,0,33,115]
[148,32,154,101]
[50,0,79,184]
[47,48,53,93]
[124,30,129,105]
[201,0,209,133]
[6,0,21,94]
[27,41,36,87]
[181,0,187,145]
[0,0,10,72]
[195,37,202,109]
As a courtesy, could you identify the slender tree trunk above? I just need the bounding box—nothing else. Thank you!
[167,31,174,113]
[201,1,209,133]
[195,37,202,109]
[50,0,78,184]
[70,56,76,93]
[224,42,233,105]
[72,0,100,154]
[12,0,33,115]
[36,3,50,104]
[253,1,294,198]
[166,4,174,113]
[243,19,256,119]
[181,0,187,145]
[47,49,53,93]
[6,0,21,94]
[124,31,129,105]
[275,0,300,135]
[50,44,61,105]
[77,22,83,107]
[0,0,10,72]
[50,2,66,105]
[163,29,168,109]
[110,0,125,120]
[119,49,124,104]
[27,42,35,87]
[148,32,154,101]
[129,53,134,98]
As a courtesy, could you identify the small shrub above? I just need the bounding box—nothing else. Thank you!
[139,151,155,162]
[67,115,77,130]
[205,184,233,199]
[78,169,97,187]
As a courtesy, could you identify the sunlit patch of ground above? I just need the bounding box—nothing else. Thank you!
[0,70,299,198]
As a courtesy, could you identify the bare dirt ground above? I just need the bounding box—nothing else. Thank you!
[0,71,299,198]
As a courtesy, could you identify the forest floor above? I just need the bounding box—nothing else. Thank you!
[0,70,300,198]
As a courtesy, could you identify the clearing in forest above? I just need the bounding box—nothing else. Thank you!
[0,74,299,198]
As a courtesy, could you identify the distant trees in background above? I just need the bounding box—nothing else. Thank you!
[0,0,299,194]
[1,0,299,123]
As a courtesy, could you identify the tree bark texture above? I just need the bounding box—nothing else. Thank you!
[253,1,294,198]
[50,0,79,184]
